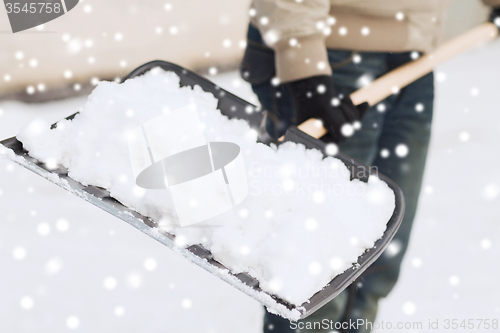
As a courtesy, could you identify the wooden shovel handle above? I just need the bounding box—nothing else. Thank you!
[295,22,499,140]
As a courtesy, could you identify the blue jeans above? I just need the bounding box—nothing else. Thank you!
[242,25,434,333]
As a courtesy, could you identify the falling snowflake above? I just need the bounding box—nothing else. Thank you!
[481,239,491,249]
[246,128,258,141]
[304,218,317,231]
[103,276,117,290]
[385,239,402,257]
[37,222,51,236]
[222,39,232,48]
[330,257,343,271]
[26,86,35,95]
[144,258,157,271]
[268,278,283,293]
[67,39,83,54]
[15,51,24,60]
[482,184,498,200]
[415,103,424,112]
[366,187,388,205]
[45,258,63,275]
[395,144,409,158]
[341,123,354,137]
[377,103,386,112]
[175,235,187,247]
[449,275,460,286]
[312,191,325,204]
[380,149,390,158]
[114,306,125,317]
[20,296,34,310]
[127,273,142,288]
[308,262,322,275]
[357,74,373,87]
[282,179,295,192]
[13,247,26,260]
[264,30,280,45]
[240,246,250,255]
[182,298,192,309]
[412,258,422,268]
[208,67,218,76]
[66,316,80,329]
[459,131,470,142]
[133,186,145,197]
[259,16,269,26]
[436,72,446,82]
[29,58,38,68]
[239,208,249,218]
[402,302,416,315]
[325,143,338,156]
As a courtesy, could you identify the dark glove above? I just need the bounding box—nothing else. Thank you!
[283,75,369,142]
[490,7,500,32]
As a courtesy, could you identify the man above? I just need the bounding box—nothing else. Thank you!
[240,1,500,332]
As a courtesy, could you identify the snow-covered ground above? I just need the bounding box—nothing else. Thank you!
[1,39,500,332]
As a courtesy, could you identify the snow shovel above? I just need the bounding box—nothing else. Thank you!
[0,22,497,320]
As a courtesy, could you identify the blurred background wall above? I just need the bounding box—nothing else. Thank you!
[444,0,490,39]
[0,0,252,99]
[0,0,492,101]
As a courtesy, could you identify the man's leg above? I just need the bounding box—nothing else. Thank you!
[261,51,392,332]
[243,24,433,332]
[338,57,434,332]
[262,56,433,333]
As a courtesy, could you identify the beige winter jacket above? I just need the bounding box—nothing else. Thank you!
[250,0,500,82]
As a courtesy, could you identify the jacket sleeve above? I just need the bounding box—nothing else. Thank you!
[251,0,332,83]
[482,0,500,7]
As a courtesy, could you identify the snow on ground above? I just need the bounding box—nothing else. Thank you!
[1,39,500,332]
